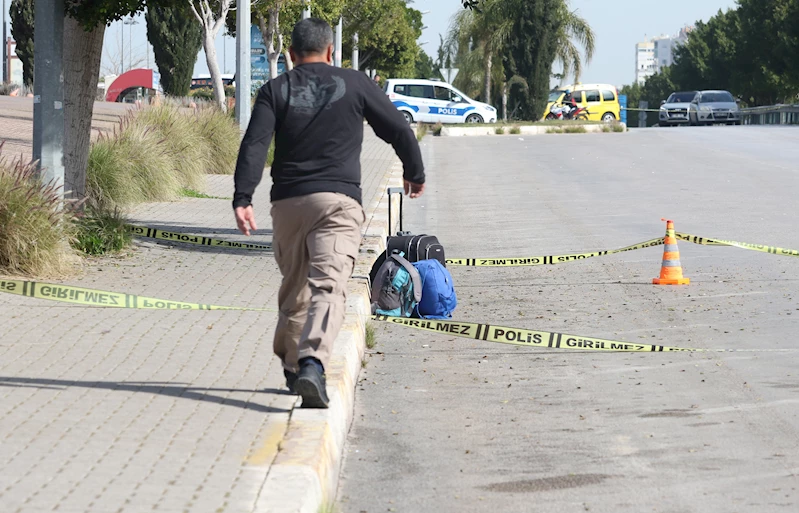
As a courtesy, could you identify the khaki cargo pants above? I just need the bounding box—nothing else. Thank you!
[270,192,365,373]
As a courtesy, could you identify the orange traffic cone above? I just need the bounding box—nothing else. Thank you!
[653,219,690,285]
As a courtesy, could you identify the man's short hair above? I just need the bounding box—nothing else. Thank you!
[291,18,334,56]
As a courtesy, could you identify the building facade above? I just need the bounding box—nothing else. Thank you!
[635,26,692,84]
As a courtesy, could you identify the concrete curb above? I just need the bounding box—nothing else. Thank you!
[440,122,627,136]
[256,163,403,513]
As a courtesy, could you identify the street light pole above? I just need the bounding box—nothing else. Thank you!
[302,0,310,19]
[235,0,251,132]
[123,16,138,71]
[2,0,8,83]
[352,33,358,71]
[33,0,65,198]
[334,17,342,67]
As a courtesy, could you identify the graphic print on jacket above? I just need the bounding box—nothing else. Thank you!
[281,76,346,114]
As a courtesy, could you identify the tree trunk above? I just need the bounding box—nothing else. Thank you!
[63,16,105,201]
[203,33,226,111]
[283,46,293,71]
[483,48,492,105]
[260,9,282,81]
[502,82,508,121]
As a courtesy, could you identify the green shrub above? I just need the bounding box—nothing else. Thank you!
[189,87,214,100]
[509,126,521,134]
[416,123,429,141]
[196,107,240,174]
[495,126,506,134]
[546,127,563,134]
[563,126,587,134]
[601,125,612,133]
[0,149,76,276]
[134,105,208,191]
[73,208,132,256]
[612,123,625,133]
[87,118,182,209]
[432,122,444,136]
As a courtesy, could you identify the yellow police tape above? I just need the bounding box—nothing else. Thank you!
[445,237,665,267]
[126,223,799,263]
[0,279,270,311]
[1,279,792,353]
[372,315,697,351]
[128,225,272,251]
[676,233,799,257]
[445,233,799,266]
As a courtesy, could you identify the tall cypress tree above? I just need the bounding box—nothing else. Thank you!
[145,4,202,97]
[10,0,35,88]
[502,0,561,120]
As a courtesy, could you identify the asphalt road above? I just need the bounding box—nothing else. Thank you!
[336,126,799,513]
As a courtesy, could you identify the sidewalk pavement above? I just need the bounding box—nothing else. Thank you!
[0,129,403,513]
[0,96,134,162]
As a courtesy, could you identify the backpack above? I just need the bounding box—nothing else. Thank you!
[412,259,457,319]
[370,253,422,318]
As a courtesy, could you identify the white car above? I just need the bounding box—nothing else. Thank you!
[383,78,498,124]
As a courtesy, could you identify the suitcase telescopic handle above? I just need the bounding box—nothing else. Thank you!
[387,187,404,234]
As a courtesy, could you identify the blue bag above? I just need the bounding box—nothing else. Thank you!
[412,259,457,319]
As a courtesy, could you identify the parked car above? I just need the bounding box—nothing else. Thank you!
[689,90,741,126]
[658,91,699,126]
[384,78,497,124]
[544,83,621,122]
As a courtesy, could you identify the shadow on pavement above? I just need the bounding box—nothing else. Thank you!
[0,377,293,413]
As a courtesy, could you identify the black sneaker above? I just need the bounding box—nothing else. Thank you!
[284,370,298,394]
[295,361,330,408]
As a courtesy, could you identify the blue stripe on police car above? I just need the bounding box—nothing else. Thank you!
[391,101,420,112]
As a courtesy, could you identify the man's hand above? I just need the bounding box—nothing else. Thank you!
[404,180,425,199]
[235,206,258,236]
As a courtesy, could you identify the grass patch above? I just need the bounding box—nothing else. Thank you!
[611,123,625,133]
[181,188,232,200]
[432,122,444,136]
[86,104,242,209]
[547,126,587,134]
[73,208,132,256]
[416,123,429,141]
[509,126,521,135]
[87,120,182,209]
[135,105,208,191]
[0,148,77,277]
[601,125,612,133]
[196,107,240,174]
[317,503,338,513]
[365,322,377,349]
[494,126,505,134]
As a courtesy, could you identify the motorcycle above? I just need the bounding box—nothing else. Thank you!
[546,103,589,121]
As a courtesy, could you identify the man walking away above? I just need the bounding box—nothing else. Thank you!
[233,18,425,408]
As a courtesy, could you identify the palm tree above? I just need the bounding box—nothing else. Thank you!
[447,0,512,105]
[446,0,595,120]
[552,4,595,83]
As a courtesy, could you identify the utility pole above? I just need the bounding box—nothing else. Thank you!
[334,17,342,67]
[352,33,358,71]
[302,0,310,19]
[32,0,65,198]
[235,0,251,132]
[2,0,8,83]
[124,17,138,71]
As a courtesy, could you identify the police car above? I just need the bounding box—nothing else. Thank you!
[384,78,497,124]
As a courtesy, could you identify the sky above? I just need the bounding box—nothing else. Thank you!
[32,0,737,87]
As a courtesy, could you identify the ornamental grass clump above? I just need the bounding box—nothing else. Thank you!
[0,145,76,277]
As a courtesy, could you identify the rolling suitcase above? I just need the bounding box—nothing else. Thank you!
[369,187,446,286]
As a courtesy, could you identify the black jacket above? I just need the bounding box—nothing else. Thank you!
[233,63,425,208]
